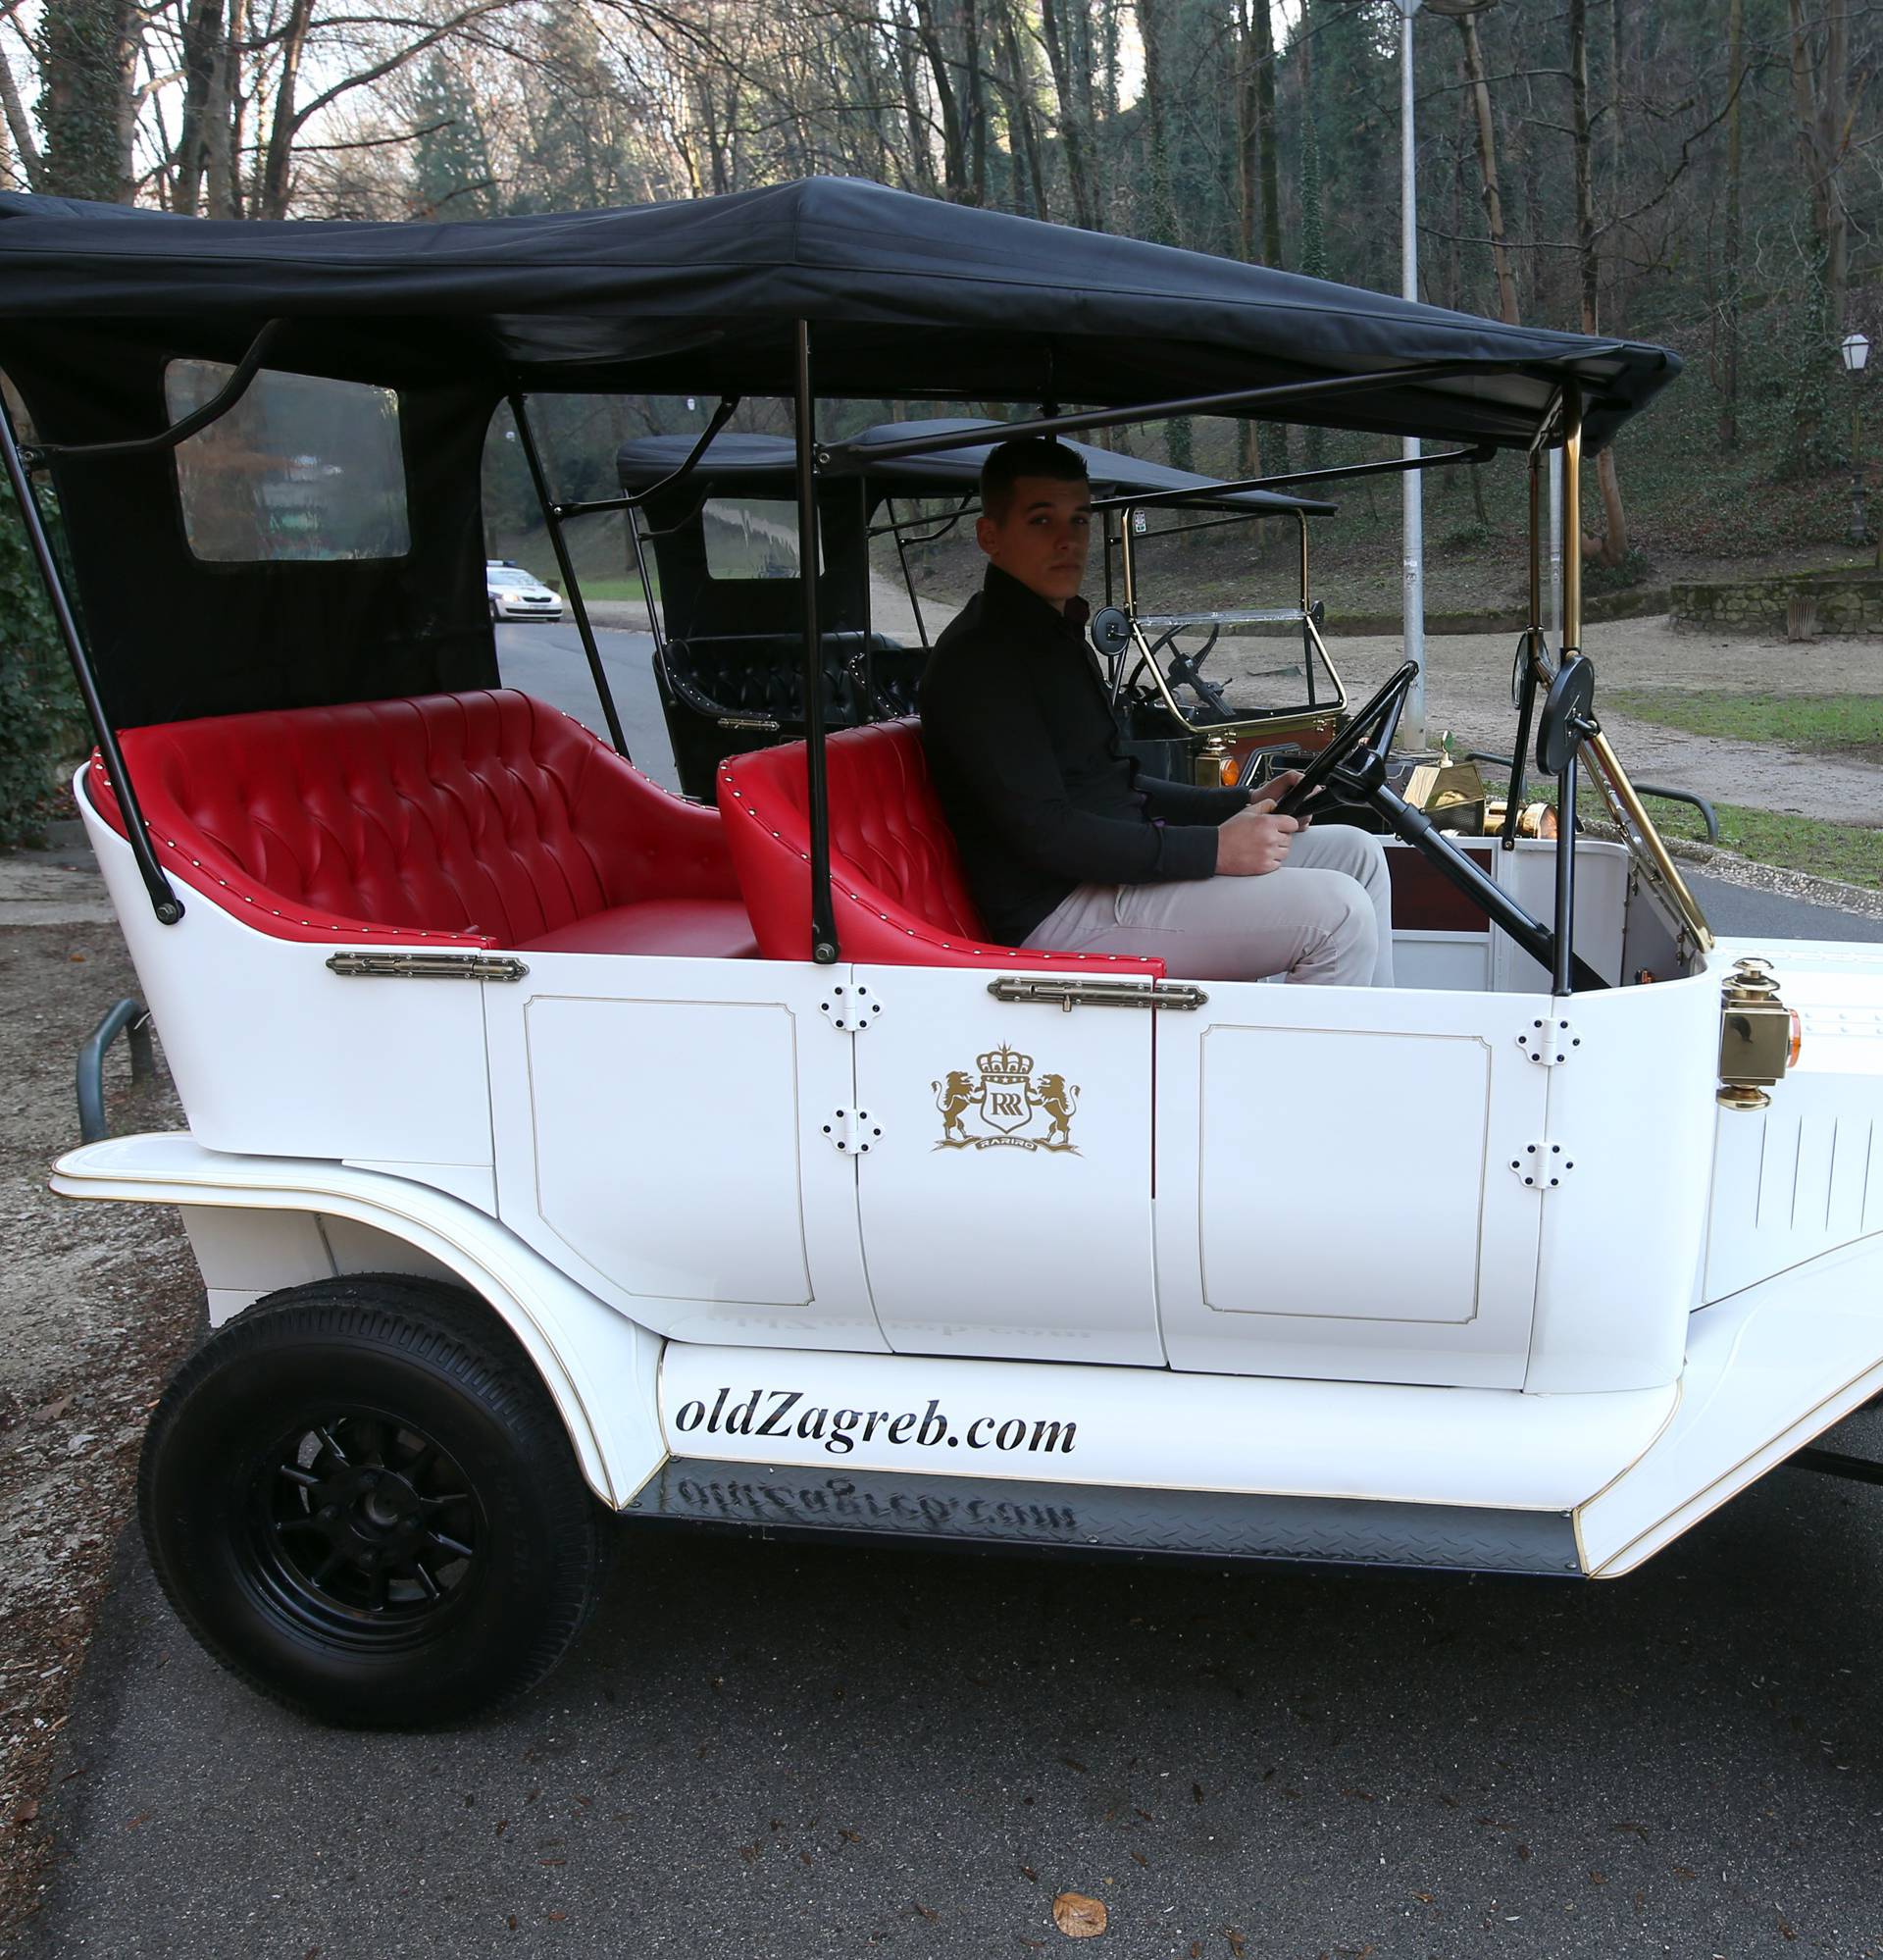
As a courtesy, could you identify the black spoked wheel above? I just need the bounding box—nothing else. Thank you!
[247,1407,484,1651]
[140,1275,609,1728]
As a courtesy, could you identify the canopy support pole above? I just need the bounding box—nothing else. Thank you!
[18,319,287,466]
[822,366,1509,468]
[1550,385,1584,995]
[0,398,182,925]
[555,396,740,521]
[1500,445,1548,850]
[1086,440,1493,514]
[508,392,629,759]
[794,321,840,965]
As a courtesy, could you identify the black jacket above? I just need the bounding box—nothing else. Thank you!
[919,566,1249,946]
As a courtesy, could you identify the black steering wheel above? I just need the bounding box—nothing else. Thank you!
[1262,656,1609,991]
[1270,660,1419,818]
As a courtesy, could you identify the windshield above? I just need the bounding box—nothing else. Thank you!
[487,568,538,588]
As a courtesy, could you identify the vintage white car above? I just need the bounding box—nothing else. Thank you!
[0,178,1875,1728]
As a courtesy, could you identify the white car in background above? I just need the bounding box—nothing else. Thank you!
[485,560,563,621]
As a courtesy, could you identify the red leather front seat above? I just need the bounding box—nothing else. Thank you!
[719,720,1161,974]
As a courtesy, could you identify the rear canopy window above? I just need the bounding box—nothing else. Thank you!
[165,360,411,563]
[702,497,823,581]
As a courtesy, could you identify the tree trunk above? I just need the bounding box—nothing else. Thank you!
[172,0,225,215]
[964,0,987,205]
[998,0,1048,222]
[1298,8,1324,470]
[258,0,316,220]
[36,0,137,201]
[893,3,940,197]
[1568,0,1626,567]
[1718,0,1744,445]
[1040,0,1095,230]
[0,50,43,190]
[205,0,242,218]
[911,0,970,201]
[1456,10,1519,326]
[1788,0,1851,337]
[1136,0,1188,468]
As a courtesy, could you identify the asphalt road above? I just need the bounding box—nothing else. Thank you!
[12,630,1882,1957]
[493,624,678,793]
[18,1421,1883,1959]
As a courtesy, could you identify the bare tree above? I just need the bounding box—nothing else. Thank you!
[1568,0,1626,567]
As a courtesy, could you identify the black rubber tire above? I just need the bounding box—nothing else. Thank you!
[138,1275,608,1729]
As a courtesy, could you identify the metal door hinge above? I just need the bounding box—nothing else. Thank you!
[822,1108,882,1155]
[1517,1016,1580,1064]
[819,983,882,1033]
[327,951,529,982]
[989,976,1208,1012]
[1508,1141,1575,1189]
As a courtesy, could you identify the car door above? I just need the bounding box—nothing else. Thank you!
[484,953,883,1352]
[1153,976,1552,1387]
[848,963,1164,1366]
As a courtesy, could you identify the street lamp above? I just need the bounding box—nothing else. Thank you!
[1841,330,1872,548]
[1387,0,1497,750]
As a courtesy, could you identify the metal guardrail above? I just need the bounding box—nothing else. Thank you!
[1464,752,1720,845]
[76,998,154,1144]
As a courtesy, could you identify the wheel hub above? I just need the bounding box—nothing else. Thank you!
[249,1412,483,1643]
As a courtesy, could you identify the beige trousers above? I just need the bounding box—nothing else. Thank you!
[1020,823,1395,987]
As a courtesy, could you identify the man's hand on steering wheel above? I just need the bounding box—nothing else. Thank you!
[1216,770,1309,877]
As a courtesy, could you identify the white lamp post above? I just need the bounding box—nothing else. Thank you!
[1841,330,1871,548]
[1391,0,1501,745]
[1388,0,1427,748]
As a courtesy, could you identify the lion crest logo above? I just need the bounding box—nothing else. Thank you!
[931,1047,1080,1153]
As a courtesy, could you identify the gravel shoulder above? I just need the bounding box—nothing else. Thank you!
[0,847,201,1945]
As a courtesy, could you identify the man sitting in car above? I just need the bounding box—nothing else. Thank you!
[919,437,1395,986]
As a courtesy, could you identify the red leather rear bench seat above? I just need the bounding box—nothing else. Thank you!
[87,690,757,957]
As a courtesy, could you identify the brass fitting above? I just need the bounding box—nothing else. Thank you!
[1717,956,1801,1109]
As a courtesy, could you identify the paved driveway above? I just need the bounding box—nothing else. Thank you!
[17,1436,1883,1958]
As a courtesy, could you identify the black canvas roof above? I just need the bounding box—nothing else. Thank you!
[0,176,1677,451]
[616,419,1338,513]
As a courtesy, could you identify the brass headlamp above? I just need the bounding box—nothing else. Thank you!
[1717,956,1802,1110]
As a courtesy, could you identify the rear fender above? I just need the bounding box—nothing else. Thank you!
[50,1134,664,1508]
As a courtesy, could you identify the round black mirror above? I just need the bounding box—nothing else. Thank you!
[1089,606,1132,659]
[1536,652,1599,776]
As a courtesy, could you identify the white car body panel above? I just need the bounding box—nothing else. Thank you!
[61,769,1883,1576]
[850,961,1162,1366]
[483,951,883,1352]
[1579,1235,1883,1573]
[77,772,494,1181]
[656,1339,1674,1520]
[1153,977,1552,1386]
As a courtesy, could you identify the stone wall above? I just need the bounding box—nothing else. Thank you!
[1671,570,1883,635]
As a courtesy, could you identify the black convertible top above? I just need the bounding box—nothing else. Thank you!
[616,419,1339,514]
[0,175,1676,451]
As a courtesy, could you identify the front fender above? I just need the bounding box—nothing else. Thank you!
[51,1134,665,1509]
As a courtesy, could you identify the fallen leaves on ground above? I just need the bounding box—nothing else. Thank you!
[1051,1891,1108,1939]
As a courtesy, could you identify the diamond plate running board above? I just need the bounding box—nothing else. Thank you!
[628,1460,1583,1577]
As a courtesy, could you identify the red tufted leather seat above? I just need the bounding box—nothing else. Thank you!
[719,720,1160,975]
[87,690,757,956]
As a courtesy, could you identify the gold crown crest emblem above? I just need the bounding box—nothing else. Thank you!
[976,1045,1033,1078]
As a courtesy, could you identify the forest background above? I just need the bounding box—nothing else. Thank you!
[1,1,1880,631]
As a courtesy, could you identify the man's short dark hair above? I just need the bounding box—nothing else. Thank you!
[981,438,1089,521]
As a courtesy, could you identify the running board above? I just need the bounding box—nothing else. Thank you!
[627,1459,1583,1577]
